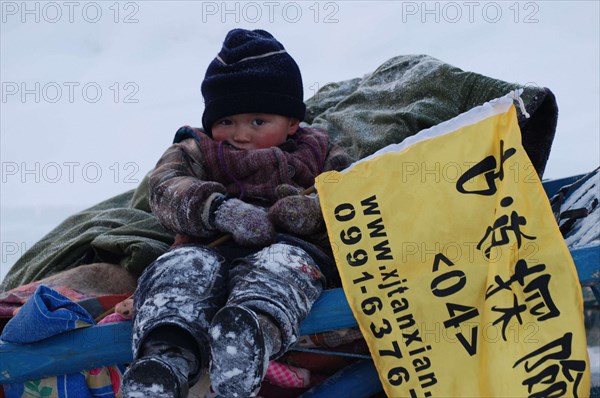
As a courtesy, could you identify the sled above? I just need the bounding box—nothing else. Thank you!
[1,174,598,397]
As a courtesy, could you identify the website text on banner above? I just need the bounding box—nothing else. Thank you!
[316,94,590,398]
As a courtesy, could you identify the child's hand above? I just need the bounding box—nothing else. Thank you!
[268,184,324,236]
[213,198,276,246]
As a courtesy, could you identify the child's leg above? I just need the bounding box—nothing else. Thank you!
[209,242,325,398]
[122,245,227,398]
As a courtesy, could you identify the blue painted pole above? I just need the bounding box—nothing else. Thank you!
[298,360,383,398]
[0,288,357,385]
[1,321,132,385]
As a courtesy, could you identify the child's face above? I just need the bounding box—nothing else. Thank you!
[211,113,299,150]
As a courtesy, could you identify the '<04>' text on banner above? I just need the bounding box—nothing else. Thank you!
[316,92,590,397]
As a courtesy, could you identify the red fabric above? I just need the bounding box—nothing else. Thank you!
[98,312,129,324]
[265,361,311,388]
[0,280,131,326]
[282,351,357,374]
[94,294,132,313]
[255,336,370,397]
[0,281,88,317]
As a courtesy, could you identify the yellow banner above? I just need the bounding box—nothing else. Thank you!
[316,99,590,397]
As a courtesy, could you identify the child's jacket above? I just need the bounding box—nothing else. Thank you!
[149,126,353,241]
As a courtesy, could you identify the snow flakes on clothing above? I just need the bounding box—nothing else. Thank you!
[132,245,227,360]
[213,198,275,247]
[561,169,599,248]
[125,382,166,397]
[209,306,268,398]
[130,242,325,396]
[226,243,325,357]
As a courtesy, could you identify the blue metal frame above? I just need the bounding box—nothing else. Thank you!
[1,245,597,385]
[0,289,358,385]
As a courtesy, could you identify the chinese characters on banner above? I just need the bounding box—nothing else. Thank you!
[316,95,590,397]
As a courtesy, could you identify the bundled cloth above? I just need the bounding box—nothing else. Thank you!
[2,285,95,343]
[306,54,557,177]
[1,286,128,398]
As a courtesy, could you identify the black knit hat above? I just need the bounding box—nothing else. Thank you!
[201,29,306,135]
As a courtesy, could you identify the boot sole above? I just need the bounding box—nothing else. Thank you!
[122,356,187,398]
[209,306,266,398]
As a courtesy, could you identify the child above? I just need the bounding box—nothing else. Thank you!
[122,29,353,398]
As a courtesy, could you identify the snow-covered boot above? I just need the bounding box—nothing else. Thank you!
[208,306,275,398]
[122,352,191,398]
[209,242,325,397]
[122,326,200,398]
[130,245,228,386]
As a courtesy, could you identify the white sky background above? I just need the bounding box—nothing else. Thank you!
[0,1,599,279]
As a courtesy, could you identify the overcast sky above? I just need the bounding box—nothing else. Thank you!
[2,1,599,210]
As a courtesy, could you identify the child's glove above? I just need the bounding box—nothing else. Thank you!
[206,194,276,246]
[268,184,324,236]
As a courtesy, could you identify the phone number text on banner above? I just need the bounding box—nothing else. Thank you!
[316,99,590,398]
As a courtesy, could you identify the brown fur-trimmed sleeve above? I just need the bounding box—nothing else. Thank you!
[149,138,226,237]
